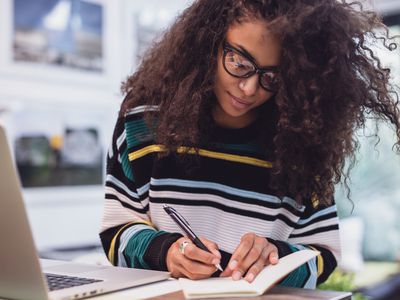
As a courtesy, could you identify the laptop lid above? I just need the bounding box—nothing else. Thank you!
[0,125,171,300]
[0,125,49,300]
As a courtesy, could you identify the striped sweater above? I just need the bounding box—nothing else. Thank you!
[100,105,341,287]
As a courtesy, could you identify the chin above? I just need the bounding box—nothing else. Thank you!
[221,103,246,117]
[227,110,247,118]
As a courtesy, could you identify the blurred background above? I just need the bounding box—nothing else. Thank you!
[0,0,399,298]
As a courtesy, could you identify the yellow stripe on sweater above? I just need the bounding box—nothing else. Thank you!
[128,145,166,161]
[308,246,324,277]
[128,145,272,168]
[108,220,154,265]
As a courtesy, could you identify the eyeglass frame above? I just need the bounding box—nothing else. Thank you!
[222,41,280,93]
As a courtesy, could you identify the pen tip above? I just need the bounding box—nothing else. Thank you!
[217,264,223,272]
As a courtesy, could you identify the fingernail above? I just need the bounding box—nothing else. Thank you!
[212,249,221,258]
[229,260,238,270]
[232,271,242,280]
[245,273,254,282]
[212,258,220,265]
[271,253,279,262]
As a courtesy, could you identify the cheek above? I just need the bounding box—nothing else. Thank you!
[215,57,237,90]
[257,91,274,105]
[259,91,270,102]
[215,68,237,90]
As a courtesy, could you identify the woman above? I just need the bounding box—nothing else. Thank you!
[100,0,400,287]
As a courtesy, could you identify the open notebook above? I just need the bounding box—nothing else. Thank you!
[179,249,319,299]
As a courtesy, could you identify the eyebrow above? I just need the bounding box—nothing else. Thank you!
[230,42,257,62]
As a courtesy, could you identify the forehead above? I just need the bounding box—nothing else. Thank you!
[225,20,281,66]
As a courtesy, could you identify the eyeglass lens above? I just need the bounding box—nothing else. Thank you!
[224,48,278,92]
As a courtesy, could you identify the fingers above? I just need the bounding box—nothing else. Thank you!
[244,245,278,283]
[166,237,187,278]
[201,237,222,259]
[183,242,221,266]
[269,250,279,265]
[171,257,213,280]
[166,234,279,281]
[220,233,280,283]
[166,237,221,280]
[236,236,267,280]
[220,232,256,278]
[181,255,218,277]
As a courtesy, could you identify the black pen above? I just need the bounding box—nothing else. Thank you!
[163,204,223,272]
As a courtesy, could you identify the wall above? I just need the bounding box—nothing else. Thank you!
[0,0,399,258]
[0,0,189,251]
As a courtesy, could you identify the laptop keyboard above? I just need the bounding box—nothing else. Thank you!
[45,273,103,291]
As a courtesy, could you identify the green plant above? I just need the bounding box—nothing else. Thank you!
[318,269,368,300]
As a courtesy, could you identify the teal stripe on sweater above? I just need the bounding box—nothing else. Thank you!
[125,119,154,148]
[278,244,310,288]
[121,148,134,181]
[119,224,152,267]
[294,244,318,288]
[212,142,265,155]
[123,229,167,269]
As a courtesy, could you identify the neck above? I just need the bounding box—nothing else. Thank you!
[212,105,258,129]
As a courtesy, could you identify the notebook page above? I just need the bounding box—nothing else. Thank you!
[179,250,319,299]
[179,276,258,298]
[252,249,319,295]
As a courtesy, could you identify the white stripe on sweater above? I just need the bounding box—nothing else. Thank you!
[106,174,139,199]
[290,217,339,235]
[289,232,341,261]
[297,205,337,225]
[126,105,159,116]
[151,178,304,211]
[149,190,301,223]
[116,129,126,150]
[150,203,308,253]
[100,200,149,232]
[105,186,144,210]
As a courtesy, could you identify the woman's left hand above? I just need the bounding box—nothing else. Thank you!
[219,232,279,283]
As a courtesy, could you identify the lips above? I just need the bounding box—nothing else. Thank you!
[228,92,253,110]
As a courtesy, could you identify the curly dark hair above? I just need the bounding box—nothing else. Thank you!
[121,0,400,206]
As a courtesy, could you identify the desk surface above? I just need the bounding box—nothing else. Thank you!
[0,279,352,300]
[90,279,351,300]
[149,286,352,300]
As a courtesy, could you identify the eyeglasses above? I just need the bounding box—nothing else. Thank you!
[222,41,280,93]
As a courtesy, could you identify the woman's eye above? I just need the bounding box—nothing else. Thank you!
[235,62,246,68]
[234,58,252,69]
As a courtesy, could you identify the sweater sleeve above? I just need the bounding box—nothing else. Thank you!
[99,108,181,270]
[267,199,341,288]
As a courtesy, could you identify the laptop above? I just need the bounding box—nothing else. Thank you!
[0,125,170,300]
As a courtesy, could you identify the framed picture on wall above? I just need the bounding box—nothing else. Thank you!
[13,0,103,73]
[0,0,112,86]
[10,104,109,188]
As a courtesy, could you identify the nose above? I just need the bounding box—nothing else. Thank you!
[238,74,259,96]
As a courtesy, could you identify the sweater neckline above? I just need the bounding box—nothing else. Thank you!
[211,117,263,144]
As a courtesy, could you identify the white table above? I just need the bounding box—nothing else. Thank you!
[90,278,181,300]
[87,279,353,300]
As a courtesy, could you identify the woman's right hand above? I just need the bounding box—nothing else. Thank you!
[166,236,221,279]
